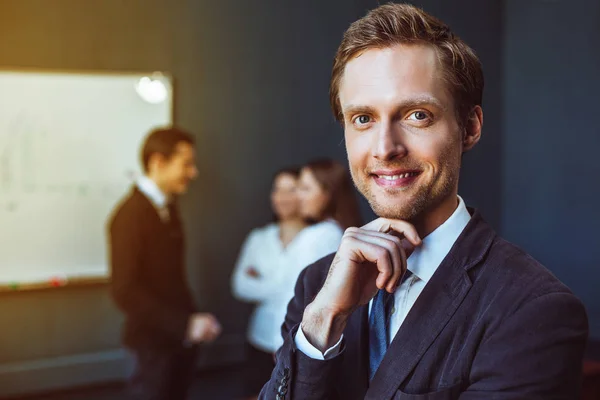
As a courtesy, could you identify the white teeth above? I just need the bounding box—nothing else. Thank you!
[379,172,417,180]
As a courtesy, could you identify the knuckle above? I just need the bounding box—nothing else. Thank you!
[389,235,402,245]
[343,232,356,241]
[374,247,388,259]
[344,235,359,245]
[345,227,359,235]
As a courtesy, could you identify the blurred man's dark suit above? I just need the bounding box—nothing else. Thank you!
[108,185,198,400]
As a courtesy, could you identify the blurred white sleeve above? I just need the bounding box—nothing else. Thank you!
[267,222,344,303]
[231,229,280,302]
[305,221,344,262]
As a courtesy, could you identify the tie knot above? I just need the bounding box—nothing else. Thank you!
[157,206,170,222]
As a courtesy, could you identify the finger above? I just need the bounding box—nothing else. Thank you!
[346,228,410,253]
[196,324,206,338]
[345,227,406,264]
[349,229,417,260]
[203,330,215,342]
[344,235,395,290]
[211,321,222,336]
[350,229,417,289]
[361,218,421,246]
[346,226,402,242]
[393,245,408,292]
[208,324,221,341]
[201,314,217,328]
[345,231,405,293]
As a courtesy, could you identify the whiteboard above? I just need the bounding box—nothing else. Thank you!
[0,71,172,286]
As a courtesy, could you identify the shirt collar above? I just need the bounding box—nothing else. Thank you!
[136,176,168,208]
[407,195,471,283]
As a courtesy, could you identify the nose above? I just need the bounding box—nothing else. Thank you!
[371,121,407,161]
[189,166,198,179]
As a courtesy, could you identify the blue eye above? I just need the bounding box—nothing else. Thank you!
[357,115,371,124]
[408,111,429,121]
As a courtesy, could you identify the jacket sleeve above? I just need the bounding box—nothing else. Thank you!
[460,291,588,399]
[259,254,345,400]
[108,210,191,343]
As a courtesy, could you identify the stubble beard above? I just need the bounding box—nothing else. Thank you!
[350,155,459,224]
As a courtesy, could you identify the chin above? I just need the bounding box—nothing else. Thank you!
[301,211,319,222]
[371,203,415,221]
[367,192,424,221]
[173,186,189,195]
[277,212,293,220]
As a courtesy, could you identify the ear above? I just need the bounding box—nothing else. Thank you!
[147,152,167,172]
[462,106,483,152]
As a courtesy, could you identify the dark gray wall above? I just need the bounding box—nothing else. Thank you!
[502,0,600,340]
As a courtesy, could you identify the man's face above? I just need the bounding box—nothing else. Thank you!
[339,44,467,223]
[157,141,198,195]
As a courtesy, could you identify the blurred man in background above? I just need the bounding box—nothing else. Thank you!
[108,126,221,400]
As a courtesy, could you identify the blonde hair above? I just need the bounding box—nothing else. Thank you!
[330,3,484,128]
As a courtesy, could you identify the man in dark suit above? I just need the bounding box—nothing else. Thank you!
[260,4,588,399]
[108,127,221,400]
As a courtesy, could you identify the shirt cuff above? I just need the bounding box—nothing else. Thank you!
[294,325,343,360]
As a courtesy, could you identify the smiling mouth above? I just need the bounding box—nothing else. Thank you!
[374,172,419,180]
[370,171,421,188]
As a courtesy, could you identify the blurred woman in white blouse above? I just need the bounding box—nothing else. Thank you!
[231,160,361,399]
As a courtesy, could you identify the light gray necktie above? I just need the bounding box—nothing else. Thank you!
[157,206,170,222]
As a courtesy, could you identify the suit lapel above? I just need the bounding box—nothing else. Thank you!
[365,210,496,400]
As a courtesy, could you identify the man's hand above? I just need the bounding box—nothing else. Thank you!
[186,313,222,343]
[301,218,421,351]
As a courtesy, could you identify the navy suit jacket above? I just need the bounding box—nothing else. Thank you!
[260,210,588,399]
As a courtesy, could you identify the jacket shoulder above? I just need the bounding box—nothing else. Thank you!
[473,236,585,325]
[487,237,574,296]
[107,189,146,231]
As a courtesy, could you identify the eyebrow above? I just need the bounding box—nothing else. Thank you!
[342,95,447,118]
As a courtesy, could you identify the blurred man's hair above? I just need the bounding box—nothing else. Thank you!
[140,126,195,172]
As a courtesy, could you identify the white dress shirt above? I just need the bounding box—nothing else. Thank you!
[296,196,471,359]
[232,220,343,353]
[136,176,170,221]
